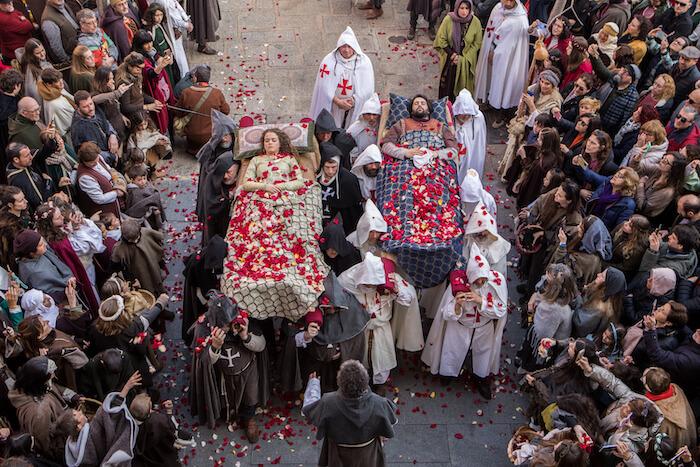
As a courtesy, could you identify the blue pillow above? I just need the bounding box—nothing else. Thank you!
[386,94,449,129]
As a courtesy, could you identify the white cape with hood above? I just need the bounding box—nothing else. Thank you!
[474,1,529,110]
[460,168,497,217]
[421,245,508,377]
[309,27,376,129]
[350,144,382,200]
[453,89,488,181]
[348,93,381,162]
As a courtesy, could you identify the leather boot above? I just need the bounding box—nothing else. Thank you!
[407,27,416,40]
[244,418,260,443]
[357,0,373,9]
[366,7,383,18]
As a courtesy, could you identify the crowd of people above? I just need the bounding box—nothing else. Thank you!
[1,0,700,465]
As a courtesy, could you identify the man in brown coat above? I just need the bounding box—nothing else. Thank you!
[175,65,230,154]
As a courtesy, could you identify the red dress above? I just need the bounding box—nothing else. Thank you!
[141,54,175,134]
[560,59,593,91]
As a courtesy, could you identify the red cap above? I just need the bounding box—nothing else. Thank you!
[449,269,471,296]
[305,308,323,327]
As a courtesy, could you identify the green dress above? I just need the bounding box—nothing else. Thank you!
[152,25,179,86]
[433,15,482,99]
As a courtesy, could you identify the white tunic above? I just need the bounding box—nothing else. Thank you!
[474,1,529,110]
[309,27,375,129]
[453,89,488,180]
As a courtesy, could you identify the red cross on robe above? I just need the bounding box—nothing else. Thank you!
[337,78,353,96]
[319,63,330,78]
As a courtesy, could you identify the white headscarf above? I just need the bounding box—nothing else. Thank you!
[463,202,511,268]
[21,289,59,328]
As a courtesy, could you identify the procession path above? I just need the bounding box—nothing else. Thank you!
[156,0,525,464]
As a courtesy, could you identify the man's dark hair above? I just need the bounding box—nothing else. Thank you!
[194,65,211,83]
[336,360,369,398]
[671,224,700,252]
[0,69,23,93]
[127,164,148,180]
[6,142,28,162]
[410,94,433,115]
[74,90,92,107]
[40,67,63,85]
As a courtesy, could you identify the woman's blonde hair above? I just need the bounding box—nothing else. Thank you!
[640,120,667,146]
[95,295,134,336]
[655,74,676,102]
[540,263,578,305]
[615,167,640,197]
[579,97,601,113]
[71,45,94,76]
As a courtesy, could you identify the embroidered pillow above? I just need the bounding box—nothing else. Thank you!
[385,94,449,129]
[235,122,315,160]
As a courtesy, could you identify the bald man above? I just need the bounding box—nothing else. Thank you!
[677,194,700,230]
[8,97,48,150]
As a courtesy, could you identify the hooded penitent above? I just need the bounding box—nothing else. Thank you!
[460,168,497,216]
[317,142,364,232]
[195,109,237,221]
[313,272,370,346]
[201,153,239,231]
[350,144,382,200]
[309,26,376,129]
[463,202,511,273]
[347,199,388,250]
[320,218,362,275]
[453,89,487,180]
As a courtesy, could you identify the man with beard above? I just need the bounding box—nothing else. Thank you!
[381,95,458,161]
[317,142,363,233]
[350,144,382,202]
[194,109,235,225]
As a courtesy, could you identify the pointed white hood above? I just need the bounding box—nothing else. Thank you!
[360,93,381,115]
[464,202,498,239]
[453,89,481,117]
[351,144,382,199]
[466,243,491,283]
[349,199,388,247]
[336,26,364,56]
[460,169,497,216]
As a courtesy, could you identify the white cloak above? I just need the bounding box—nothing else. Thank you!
[474,1,529,110]
[309,27,375,129]
[350,145,383,201]
[453,89,488,180]
[460,168,497,218]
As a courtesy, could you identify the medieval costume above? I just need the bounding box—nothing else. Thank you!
[310,27,375,129]
[338,253,414,385]
[181,235,227,344]
[317,142,364,233]
[320,220,362,276]
[194,110,236,224]
[186,0,220,50]
[434,1,483,99]
[297,273,369,392]
[78,348,135,402]
[453,89,487,180]
[350,144,382,201]
[346,199,387,259]
[135,39,175,135]
[422,244,508,398]
[315,109,357,168]
[150,0,190,79]
[382,112,459,160]
[64,392,139,467]
[302,374,397,467]
[188,294,268,433]
[199,153,238,241]
[347,93,381,163]
[101,3,139,61]
[463,202,511,276]
[474,0,529,110]
[132,410,180,467]
[460,168,497,217]
[111,226,165,295]
[124,181,167,231]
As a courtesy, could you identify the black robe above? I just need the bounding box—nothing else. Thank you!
[320,221,362,276]
[133,412,180,467]
[315,109,357,168]
[317,166,364,234]
[188,296,269,429]
[181,235,227,344]
[200,154,238,243]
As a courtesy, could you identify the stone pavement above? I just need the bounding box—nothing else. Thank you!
[153,0,526,465]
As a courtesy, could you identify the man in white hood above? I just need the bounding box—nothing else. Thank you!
[453,89,487,180]
[347,93,381,164]
[309,27,375,129]
[350,144,382,201]
[421,244,508,399]
[460,168,497,217]
[463,202,510,276]
[338,252,414,392]
[347,199,387,258]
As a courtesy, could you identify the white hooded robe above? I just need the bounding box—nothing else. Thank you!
[474,1,529,110]
[309,27,375,129]
[350,144,382,201]
[347,93,381,163]
[453,89,488,180]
